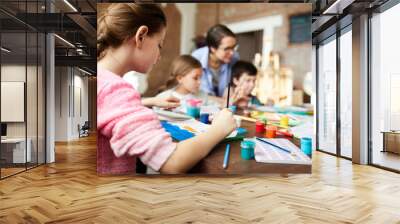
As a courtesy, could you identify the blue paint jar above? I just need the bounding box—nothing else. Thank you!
[186,106,200,118]
[199,113,209,124]
[301,137,312,157]
[241,140,255,160]
[229,105,237,113]
[186,99,202,118]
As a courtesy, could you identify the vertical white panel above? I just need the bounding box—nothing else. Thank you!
[318,38,337,154]
[1,82,25,122]
[340,30,352,158]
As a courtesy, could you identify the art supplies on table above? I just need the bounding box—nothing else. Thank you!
[200,105,221,115]
[261,118,268,125]
[221,127,248,143]
[280,115,289,127]
[235,116,242,127]
[265,125,277,138]
[199,113,210,124]
[160,121,195,141]
[234,115,257,123]
[172,103,221,118]
[283,106,314,115]
[236,127,248,136]
[253,105,314,116]
[222,135,245,143]
[161,118,240,142]
[256,137,291,153]
[255,121,265,133]
[168,94,222,115]
[229,105,237,113]
[251,111,301,127]
[223,144,230,169]
[290,119,314,139]
[276,130,293,138]
[174,118,213,134]
[274,106,302,114]
[254,105,313,115]
[254,138,311,165]
[154,108,192,121]
[251,111,281,122]
[300,137,312,157]
[241,139,255,160]
[186,99,202,118]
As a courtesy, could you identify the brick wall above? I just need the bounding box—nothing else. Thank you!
[97,3,311,95]
[145,4,181,96]
[195,3,312,89]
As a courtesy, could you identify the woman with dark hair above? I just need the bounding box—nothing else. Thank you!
[192,24,239,97]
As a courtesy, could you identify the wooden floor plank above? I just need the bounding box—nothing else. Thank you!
[0,134,400,223]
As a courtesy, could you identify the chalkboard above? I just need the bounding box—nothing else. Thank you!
[289,14,311,43]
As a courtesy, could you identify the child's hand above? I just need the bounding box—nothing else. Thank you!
[231,86,248,103]
[230,86,250,108]
[236,98,250,109]
[142,96,180,109]
[154,96,181,109]
[210,108,237,136]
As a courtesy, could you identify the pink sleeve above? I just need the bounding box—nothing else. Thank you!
[97,80,176,171]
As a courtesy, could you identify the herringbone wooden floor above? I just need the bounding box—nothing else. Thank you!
[1,135,400,224]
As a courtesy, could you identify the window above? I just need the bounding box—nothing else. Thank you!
[317,36,337,154]
[371,3,400,171]
[0,1,47,179]
[339,28,352,158]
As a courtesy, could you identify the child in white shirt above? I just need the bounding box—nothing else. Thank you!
[157,55,222,113]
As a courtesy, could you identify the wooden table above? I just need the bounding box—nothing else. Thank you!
[189,119,312,174]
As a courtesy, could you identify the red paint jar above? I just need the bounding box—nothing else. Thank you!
[255,121,265,133]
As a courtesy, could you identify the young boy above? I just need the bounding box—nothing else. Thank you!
[223,60,262,109]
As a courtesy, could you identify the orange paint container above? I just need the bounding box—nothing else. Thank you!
[265,125,277,138]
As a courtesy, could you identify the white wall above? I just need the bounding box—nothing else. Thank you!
[46,32,55,163]
[55,66,69,141]
[74,74,89,122]
[176,4,197,54]
[1,65,26,81]
[1,66,26,134]
[1,65,31,137]
[1,65,26,142]
[55,67,89,141]
[1,82,25,122]
[72,73,89,138]
[226,15,283,69]
[1,63,46,164]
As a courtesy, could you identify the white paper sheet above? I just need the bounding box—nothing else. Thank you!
[254,138,311,165]
[172,118,237,138]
